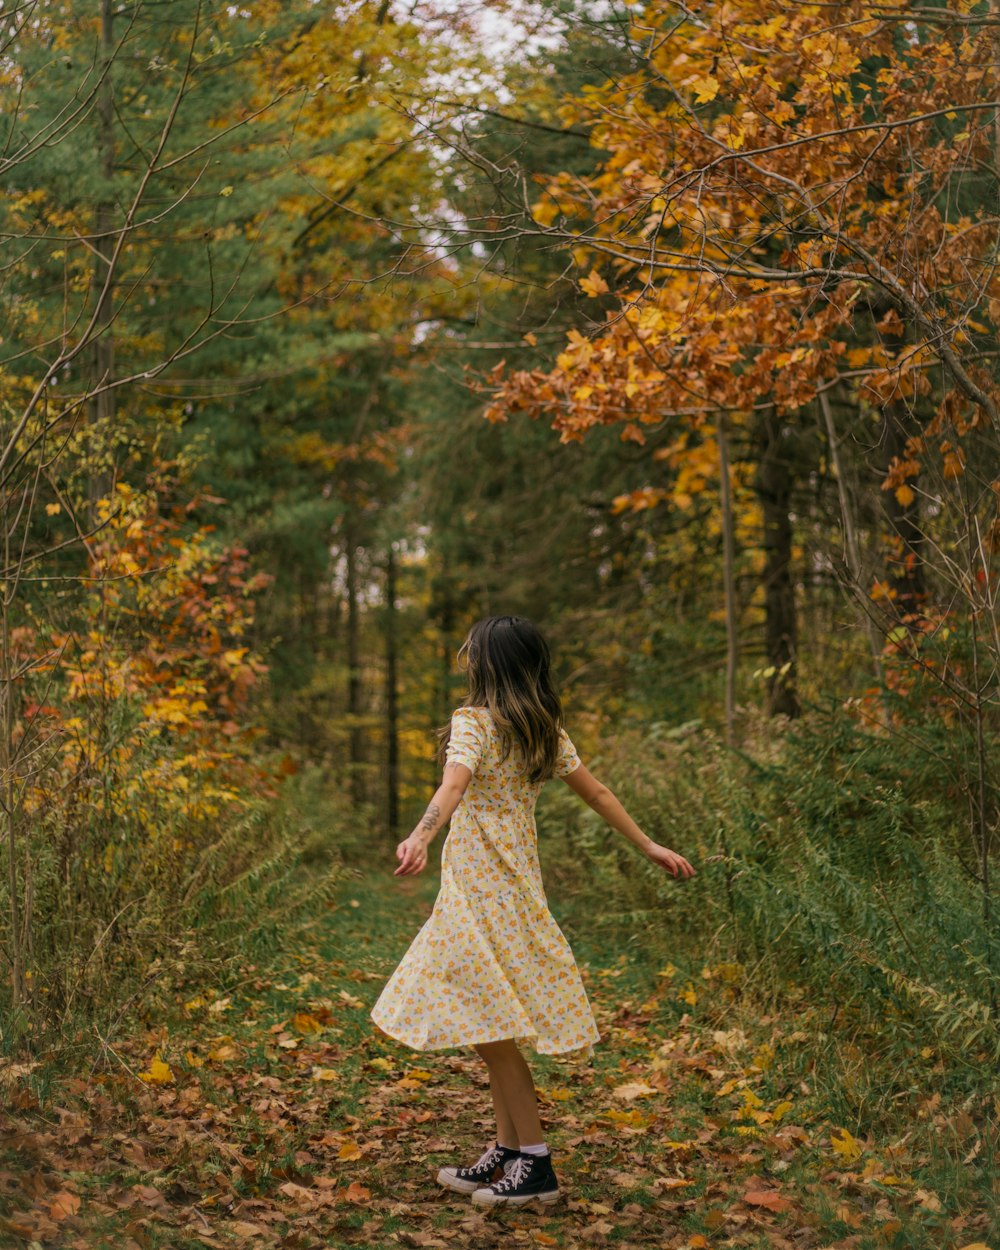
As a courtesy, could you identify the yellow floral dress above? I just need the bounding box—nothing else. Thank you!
[370,706,601,1063]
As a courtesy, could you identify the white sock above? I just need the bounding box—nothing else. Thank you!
[519,1142,549,1155]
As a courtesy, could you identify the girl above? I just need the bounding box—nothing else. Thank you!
[370,615,695,1208]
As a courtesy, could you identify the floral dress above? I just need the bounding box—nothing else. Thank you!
[370,706,602,1063]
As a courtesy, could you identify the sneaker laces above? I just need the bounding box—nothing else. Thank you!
[470,1143,504,1173]
[494,1154,532,1190]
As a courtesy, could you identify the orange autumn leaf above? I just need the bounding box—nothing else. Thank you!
[49,1191,81,1221]
[743,1188,792,1212]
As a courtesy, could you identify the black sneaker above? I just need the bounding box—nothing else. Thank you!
[436,1141,522,1194]
[471,1149,560,1206]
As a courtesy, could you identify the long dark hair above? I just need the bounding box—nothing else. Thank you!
[439,615,564,784]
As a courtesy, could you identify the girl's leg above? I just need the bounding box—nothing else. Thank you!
[482,1058,519,1149]
[473,1038,544,1147]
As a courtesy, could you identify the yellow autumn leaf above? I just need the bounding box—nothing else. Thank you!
[139,1056,174,1084]
[830,1127,863,1162]
[580,269,609,297]
[46,502,62,516]
[338,1140,362,1160]
[311,1067,338,1082]
[368,1056,394,1072]
[291,1011,322,1034]
[895,484,915,507]
[531,197,559,227]
[689,73,720,104]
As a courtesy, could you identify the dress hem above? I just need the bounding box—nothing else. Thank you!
[370,1013,600,1060]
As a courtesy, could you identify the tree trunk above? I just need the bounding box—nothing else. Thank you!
[715,411,739,744]
[345,518,364,806]
[754,405,800,718]
[818,389,884,681]
[90,0,116,474]
[385,543,399,835]
[0,491,23,1011]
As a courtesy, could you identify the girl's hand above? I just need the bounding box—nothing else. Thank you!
[394,833,429,877]
[645,843,696,880]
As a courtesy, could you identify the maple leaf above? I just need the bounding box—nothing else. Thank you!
[830,1127,864,1162]
[139,1056,174,1084]
[579,269,610,297]
[688,73,719,104]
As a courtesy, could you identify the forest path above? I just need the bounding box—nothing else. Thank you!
[2,862,965,1250]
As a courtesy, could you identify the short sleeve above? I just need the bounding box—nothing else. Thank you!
[555,726,581,777]
[445,707,486,775]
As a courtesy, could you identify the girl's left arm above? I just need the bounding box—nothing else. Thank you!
[394,762,473,876]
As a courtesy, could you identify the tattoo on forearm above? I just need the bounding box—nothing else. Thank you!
[419,802,440,834]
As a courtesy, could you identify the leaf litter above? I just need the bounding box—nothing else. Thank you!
[0,874,992,1250]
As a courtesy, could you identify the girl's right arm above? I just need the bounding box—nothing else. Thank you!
[562,763,696,880]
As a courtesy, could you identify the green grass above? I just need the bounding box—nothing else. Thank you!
[1,859,997,1249]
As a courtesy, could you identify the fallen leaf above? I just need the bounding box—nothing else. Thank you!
[138,1056,173,1084]
[50,1191,81,1220]
[612,1080,659,1100]
[743,1188,792,1212]
[830,1127,863,1162]
[291,1012,322,1034]
[207,1044,238,1062]
[278,1181,315,1205]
